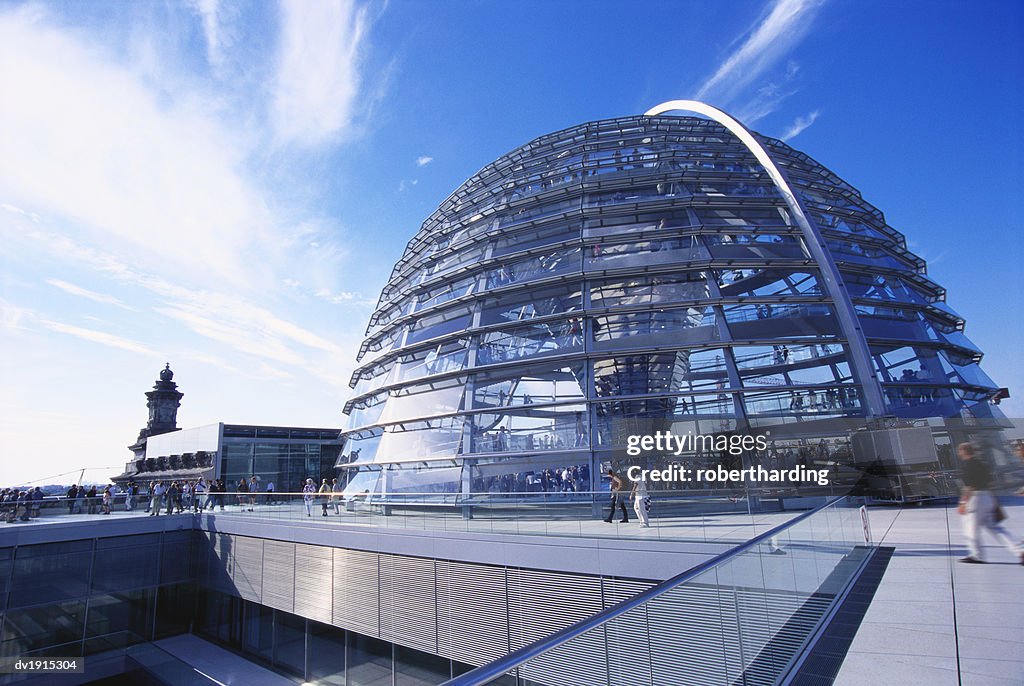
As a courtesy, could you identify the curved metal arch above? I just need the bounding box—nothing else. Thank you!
[644,100,887,417]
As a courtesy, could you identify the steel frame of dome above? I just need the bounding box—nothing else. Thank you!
[337,101,1001,495]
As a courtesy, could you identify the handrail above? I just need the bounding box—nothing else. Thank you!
[440,495,848,686]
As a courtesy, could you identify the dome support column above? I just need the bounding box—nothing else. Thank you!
[644,100,888,418]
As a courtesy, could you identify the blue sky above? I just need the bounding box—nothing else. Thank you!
[1,0,1021,485]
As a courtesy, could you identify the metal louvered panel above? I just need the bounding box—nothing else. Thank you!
[436,560,509,667]
[261,540,295,613]
[739,591,832,685]
[333,548,379,636]
[231,536,263,602]
[603,578,655,686]
[648,585,734,686]
[379,554,437,653]
[294,543,333,624]
[507,568,606,686]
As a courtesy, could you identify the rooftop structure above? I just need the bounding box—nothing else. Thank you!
[338,101,1004,496]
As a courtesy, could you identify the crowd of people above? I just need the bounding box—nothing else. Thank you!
[0,486,46,522]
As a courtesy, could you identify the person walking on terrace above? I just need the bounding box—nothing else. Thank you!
[318,478,332,516]
[957,442,1022,565]
[150,482,165,516]
[604,469,629,524]
[632,473,651,528]
[303,478,316,517]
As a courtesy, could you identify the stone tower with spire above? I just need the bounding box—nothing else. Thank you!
[128,363,184,459]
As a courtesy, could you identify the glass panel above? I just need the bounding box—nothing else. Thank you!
[491,221,580,257]
[347,633,392,686]
[468,404,589,453]
[715,269,821,297]
[10,541,92,608]
[0,600,87,658]
[724,303,839,339]
[742,389,862,417]
[308,621,346,686]
[413,274,478,314]
[591,272,709,309]
[826,238,910,270]
[376,416,465,460]
[478,320,584,365]
[85,590,154,642]
[395,644,451,685]
[405,302,474,346]
[584,235,709,271]
[735,345,853,388]
[472,363,586,410]
[379,377,467,424]
[485,247,581,289]
[480,283,582,326]
[704,232,806,259]
[273,611,305,676]
[694,206,790,227]
[593,349,729,397]
[593,307,719,349]
[155,583,195,640]
[393,338,471,384]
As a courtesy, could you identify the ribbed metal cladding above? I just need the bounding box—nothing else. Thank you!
[647,585,735,686]
[294,543,333,624]
[436,559,510,667]
[261,540,296,613]
[379,554,437,653]
[508,568,606,686]
[740,591,832,685]
[231,535,263,602]
[603,578,655,686]
[332,547,379,636]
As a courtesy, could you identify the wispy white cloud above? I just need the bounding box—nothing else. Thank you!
[0,7,275,289]
[271,0,371,146]
[46,278,136,310]
[780,109,820,141]
[695,0,825,120]
[415,156,433,167]
[188,0,223,69]
[38,319,158,357]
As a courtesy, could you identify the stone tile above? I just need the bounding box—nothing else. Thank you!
[832,652,958,686]
[846,623,957,658]
[958,657,1024,684]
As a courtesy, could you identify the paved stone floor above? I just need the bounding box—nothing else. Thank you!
[834,497,1024,686]
[4,496,808,544]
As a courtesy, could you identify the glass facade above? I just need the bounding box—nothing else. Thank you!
[195,589,477,685]
[0,532,195,660]
[339,113,1002,492]
[219,425,342,493]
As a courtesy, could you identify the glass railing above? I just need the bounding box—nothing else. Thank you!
[190,488,839,544]
[1,488,849,545]
[441,496,874,686]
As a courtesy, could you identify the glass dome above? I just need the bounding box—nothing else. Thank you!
[338,108,1001,494]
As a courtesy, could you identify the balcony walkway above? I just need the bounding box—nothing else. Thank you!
[0,496,809,545]
[833,497,1024,686]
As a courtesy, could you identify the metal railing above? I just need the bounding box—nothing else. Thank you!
[441,495,874,686]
